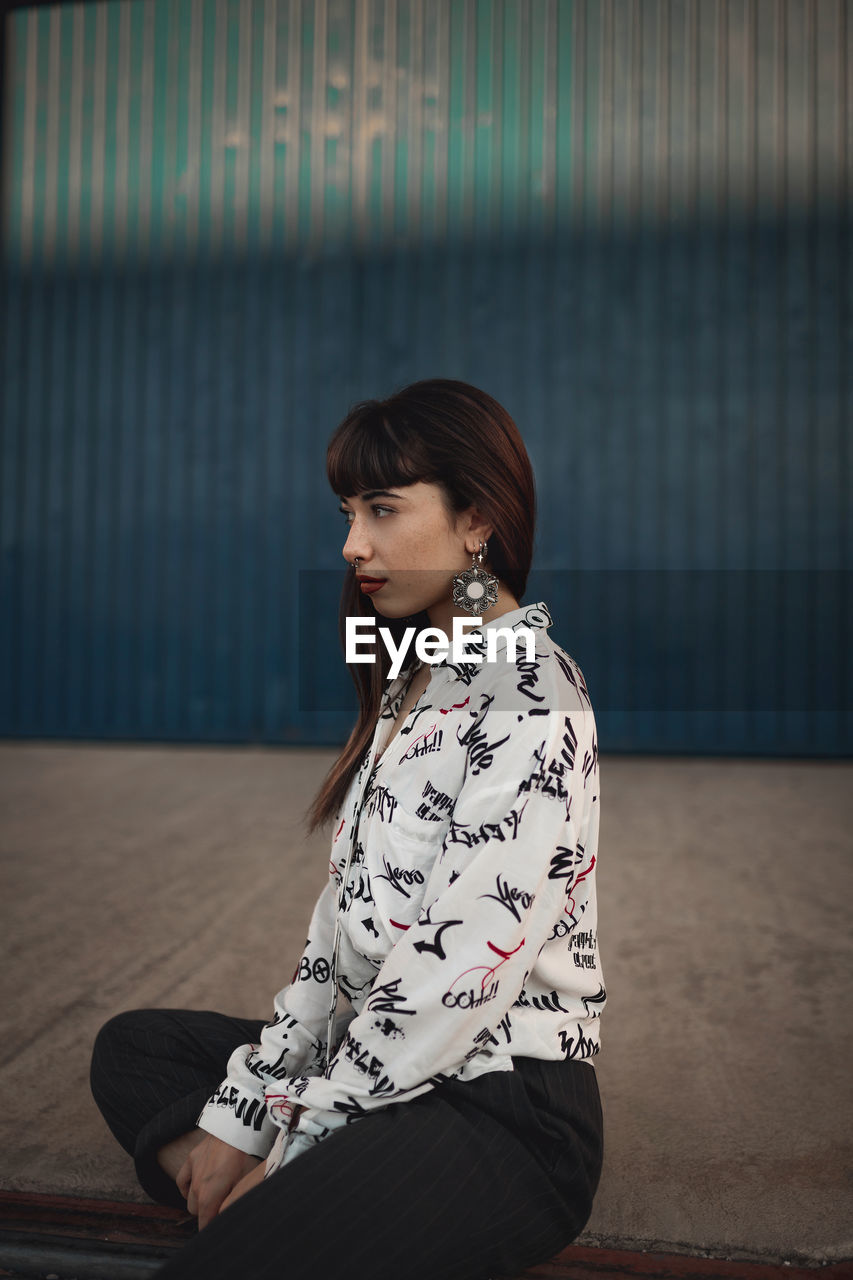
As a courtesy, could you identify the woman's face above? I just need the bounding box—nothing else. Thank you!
[339,480,488,620]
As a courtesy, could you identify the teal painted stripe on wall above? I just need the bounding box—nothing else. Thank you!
[5,0,852,265]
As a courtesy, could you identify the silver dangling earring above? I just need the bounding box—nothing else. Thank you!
[452,540,499,616]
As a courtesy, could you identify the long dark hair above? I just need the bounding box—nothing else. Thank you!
[304,378,537,833]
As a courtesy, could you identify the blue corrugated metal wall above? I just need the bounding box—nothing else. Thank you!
[2,0,851,753]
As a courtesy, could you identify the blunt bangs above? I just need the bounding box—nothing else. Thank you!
[326,404,436,499]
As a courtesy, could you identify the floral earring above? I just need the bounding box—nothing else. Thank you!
[452,540,499,616]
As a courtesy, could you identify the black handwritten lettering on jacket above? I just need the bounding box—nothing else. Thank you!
[456,694,511,776]
[209,1082,268,1133]
[411,905,464,961]
[479,874,535,922]
[375,854,426,899]
[366,978,416,1018]
[196,602,605,1173]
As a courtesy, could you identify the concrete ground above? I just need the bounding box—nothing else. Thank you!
[1,742,851,1267]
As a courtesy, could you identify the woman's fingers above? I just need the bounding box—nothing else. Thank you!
[197,1180,228,1231]
[197,1163,256,1229]
[175,1154,193,1200]
[178,1135,263,1229]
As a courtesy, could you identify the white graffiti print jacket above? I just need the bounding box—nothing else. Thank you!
[197,601,605,1173]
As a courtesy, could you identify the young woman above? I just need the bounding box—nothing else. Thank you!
[91,379,605,1280]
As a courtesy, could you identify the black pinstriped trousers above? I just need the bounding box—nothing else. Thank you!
[90,1008,604,1280]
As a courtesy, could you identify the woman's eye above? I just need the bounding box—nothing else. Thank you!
[338,505,393,522]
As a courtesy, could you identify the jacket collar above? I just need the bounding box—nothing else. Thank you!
[440,600,553,683]
[461,600,553,649]
[388,601,553,693]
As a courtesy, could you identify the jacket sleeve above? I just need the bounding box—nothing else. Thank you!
[271,705,598,1170]
[196,878,338,1157]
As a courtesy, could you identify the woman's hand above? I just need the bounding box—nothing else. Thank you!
[176,1133,262,1230]
[219,1160,268,1215]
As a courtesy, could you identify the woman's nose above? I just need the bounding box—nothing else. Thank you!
[342,522,372,566]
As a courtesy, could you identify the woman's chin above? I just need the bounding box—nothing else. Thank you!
[370,599,410,620]
[371,594,429,622]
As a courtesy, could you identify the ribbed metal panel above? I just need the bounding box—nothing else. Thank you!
[5,0,851,261]
[1,0,850,754]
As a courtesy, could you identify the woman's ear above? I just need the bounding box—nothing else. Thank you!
[458,505,493,551]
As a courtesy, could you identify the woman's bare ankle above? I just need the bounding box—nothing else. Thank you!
[156,1129,207,1180]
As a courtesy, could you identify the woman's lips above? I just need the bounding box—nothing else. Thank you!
[358,578,387,594]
